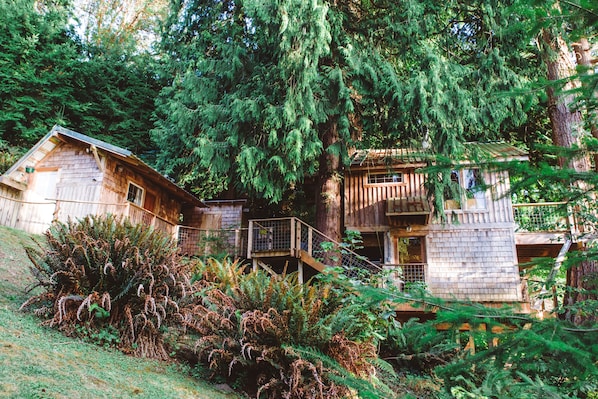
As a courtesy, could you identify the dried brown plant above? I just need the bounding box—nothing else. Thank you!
[21,215,190,360]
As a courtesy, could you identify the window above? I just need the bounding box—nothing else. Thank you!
[367,171,403,185]
[463,169,486,209]
[127,182,144,206]
[444,169,486,210]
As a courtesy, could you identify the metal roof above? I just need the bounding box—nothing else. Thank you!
[350,142,528,167]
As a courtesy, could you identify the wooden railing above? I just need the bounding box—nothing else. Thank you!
[247,217,382,278]
[124,202,176,234]
[0,192,179,235]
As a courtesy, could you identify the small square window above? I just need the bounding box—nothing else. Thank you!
[127,182,144,206]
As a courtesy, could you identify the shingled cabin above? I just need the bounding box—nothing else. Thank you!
[344,144,528,306]
[244,143,540,311]
[0,125,211,235]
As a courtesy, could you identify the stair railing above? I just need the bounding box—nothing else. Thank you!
[247,217,382,278]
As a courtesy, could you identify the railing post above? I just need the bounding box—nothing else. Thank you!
[290,218,297,256]
[295,219,302,256]
[234,228,241,258]
[307,226,313,257]
[247,220,254,259]
[173,224,180,246]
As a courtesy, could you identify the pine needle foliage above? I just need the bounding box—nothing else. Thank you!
[352,280,598,399]
[181,258,398,398]
[21,214,189,360]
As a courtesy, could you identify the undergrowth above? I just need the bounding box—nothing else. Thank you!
[181,258,399,399]
[20,214,189,360]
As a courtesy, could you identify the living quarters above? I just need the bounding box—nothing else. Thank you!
[0,125,208,235]
[344,144,528,305]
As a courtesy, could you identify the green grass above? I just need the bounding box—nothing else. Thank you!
[0,225,240,399]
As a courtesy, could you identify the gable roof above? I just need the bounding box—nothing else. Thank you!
[1,125,207,208]
[350,142,528,167]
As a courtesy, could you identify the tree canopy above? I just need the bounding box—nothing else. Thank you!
[153,0,543,237]
[0,0,163,162]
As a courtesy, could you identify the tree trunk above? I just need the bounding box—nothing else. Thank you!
[573,37,598,171]
[315,120,342,265]
[565,252,598,324]
[540,29,597,322]
[541,28,589,171]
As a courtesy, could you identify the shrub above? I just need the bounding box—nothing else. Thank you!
[181,258,397,399]
[435,316,598,399]
[21,214,189,360]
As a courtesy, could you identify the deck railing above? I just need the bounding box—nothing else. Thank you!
[247,217,383,278]
[512,202,572,233]
[57,200,177,235]
[383,263,427,292]
[177,226,247,258]
[124,203,176,234]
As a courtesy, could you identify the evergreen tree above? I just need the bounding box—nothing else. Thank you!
[0,0,80,146]
[522,0,598,321]
[0,0,164,161]
[154,0,536,240]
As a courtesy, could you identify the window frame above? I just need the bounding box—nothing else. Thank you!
[443,168,487,211]
[126,181,144,206]
[366,171,404,185]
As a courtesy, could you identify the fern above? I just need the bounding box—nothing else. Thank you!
[182,258,399,398]
[21,215,189,360]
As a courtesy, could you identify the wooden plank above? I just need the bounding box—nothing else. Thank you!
[298,249,327,273]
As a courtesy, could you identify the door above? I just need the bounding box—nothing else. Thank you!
[19,169,59,233]
[143,191,156,213]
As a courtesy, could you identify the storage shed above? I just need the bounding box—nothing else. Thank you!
[0,125,207,235]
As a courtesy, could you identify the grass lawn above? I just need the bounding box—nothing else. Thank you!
[0,225,240,399]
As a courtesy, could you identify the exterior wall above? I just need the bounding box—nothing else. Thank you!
[344,167,426,230]
[35,141,104,221]
[439,169,514,226]
[425,225,522,302]
[0,184,23,229]
[99,156,182,227]
[0,140,191,234]
[345,167,514,231]
[203,201,245,229]
[346,165,522,303]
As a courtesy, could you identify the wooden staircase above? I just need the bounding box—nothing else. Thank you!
[247,217,382,279]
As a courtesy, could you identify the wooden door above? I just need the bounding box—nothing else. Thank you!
[143,191,156,213]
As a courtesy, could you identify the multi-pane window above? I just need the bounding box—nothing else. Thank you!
[444,169,486,210]
[126,182,144,206]
[463,169,486,209]
[367,171,403,184]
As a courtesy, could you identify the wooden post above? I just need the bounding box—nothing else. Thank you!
[290,217,296,256]
[247,220,254,259]
[298,260,304,284]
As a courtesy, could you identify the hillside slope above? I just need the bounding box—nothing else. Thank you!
[0,225,239,399]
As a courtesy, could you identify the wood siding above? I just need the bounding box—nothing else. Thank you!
[344,167,426,230]
[1,140,188,234]
[426,226,522,302]
[344,167,514,230]
[36,142,104,221]
[100,157,182,226]
[0,185,22,229]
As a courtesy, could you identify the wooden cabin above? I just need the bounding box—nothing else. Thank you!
[0,125,208,235]
[344,144,528,306]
